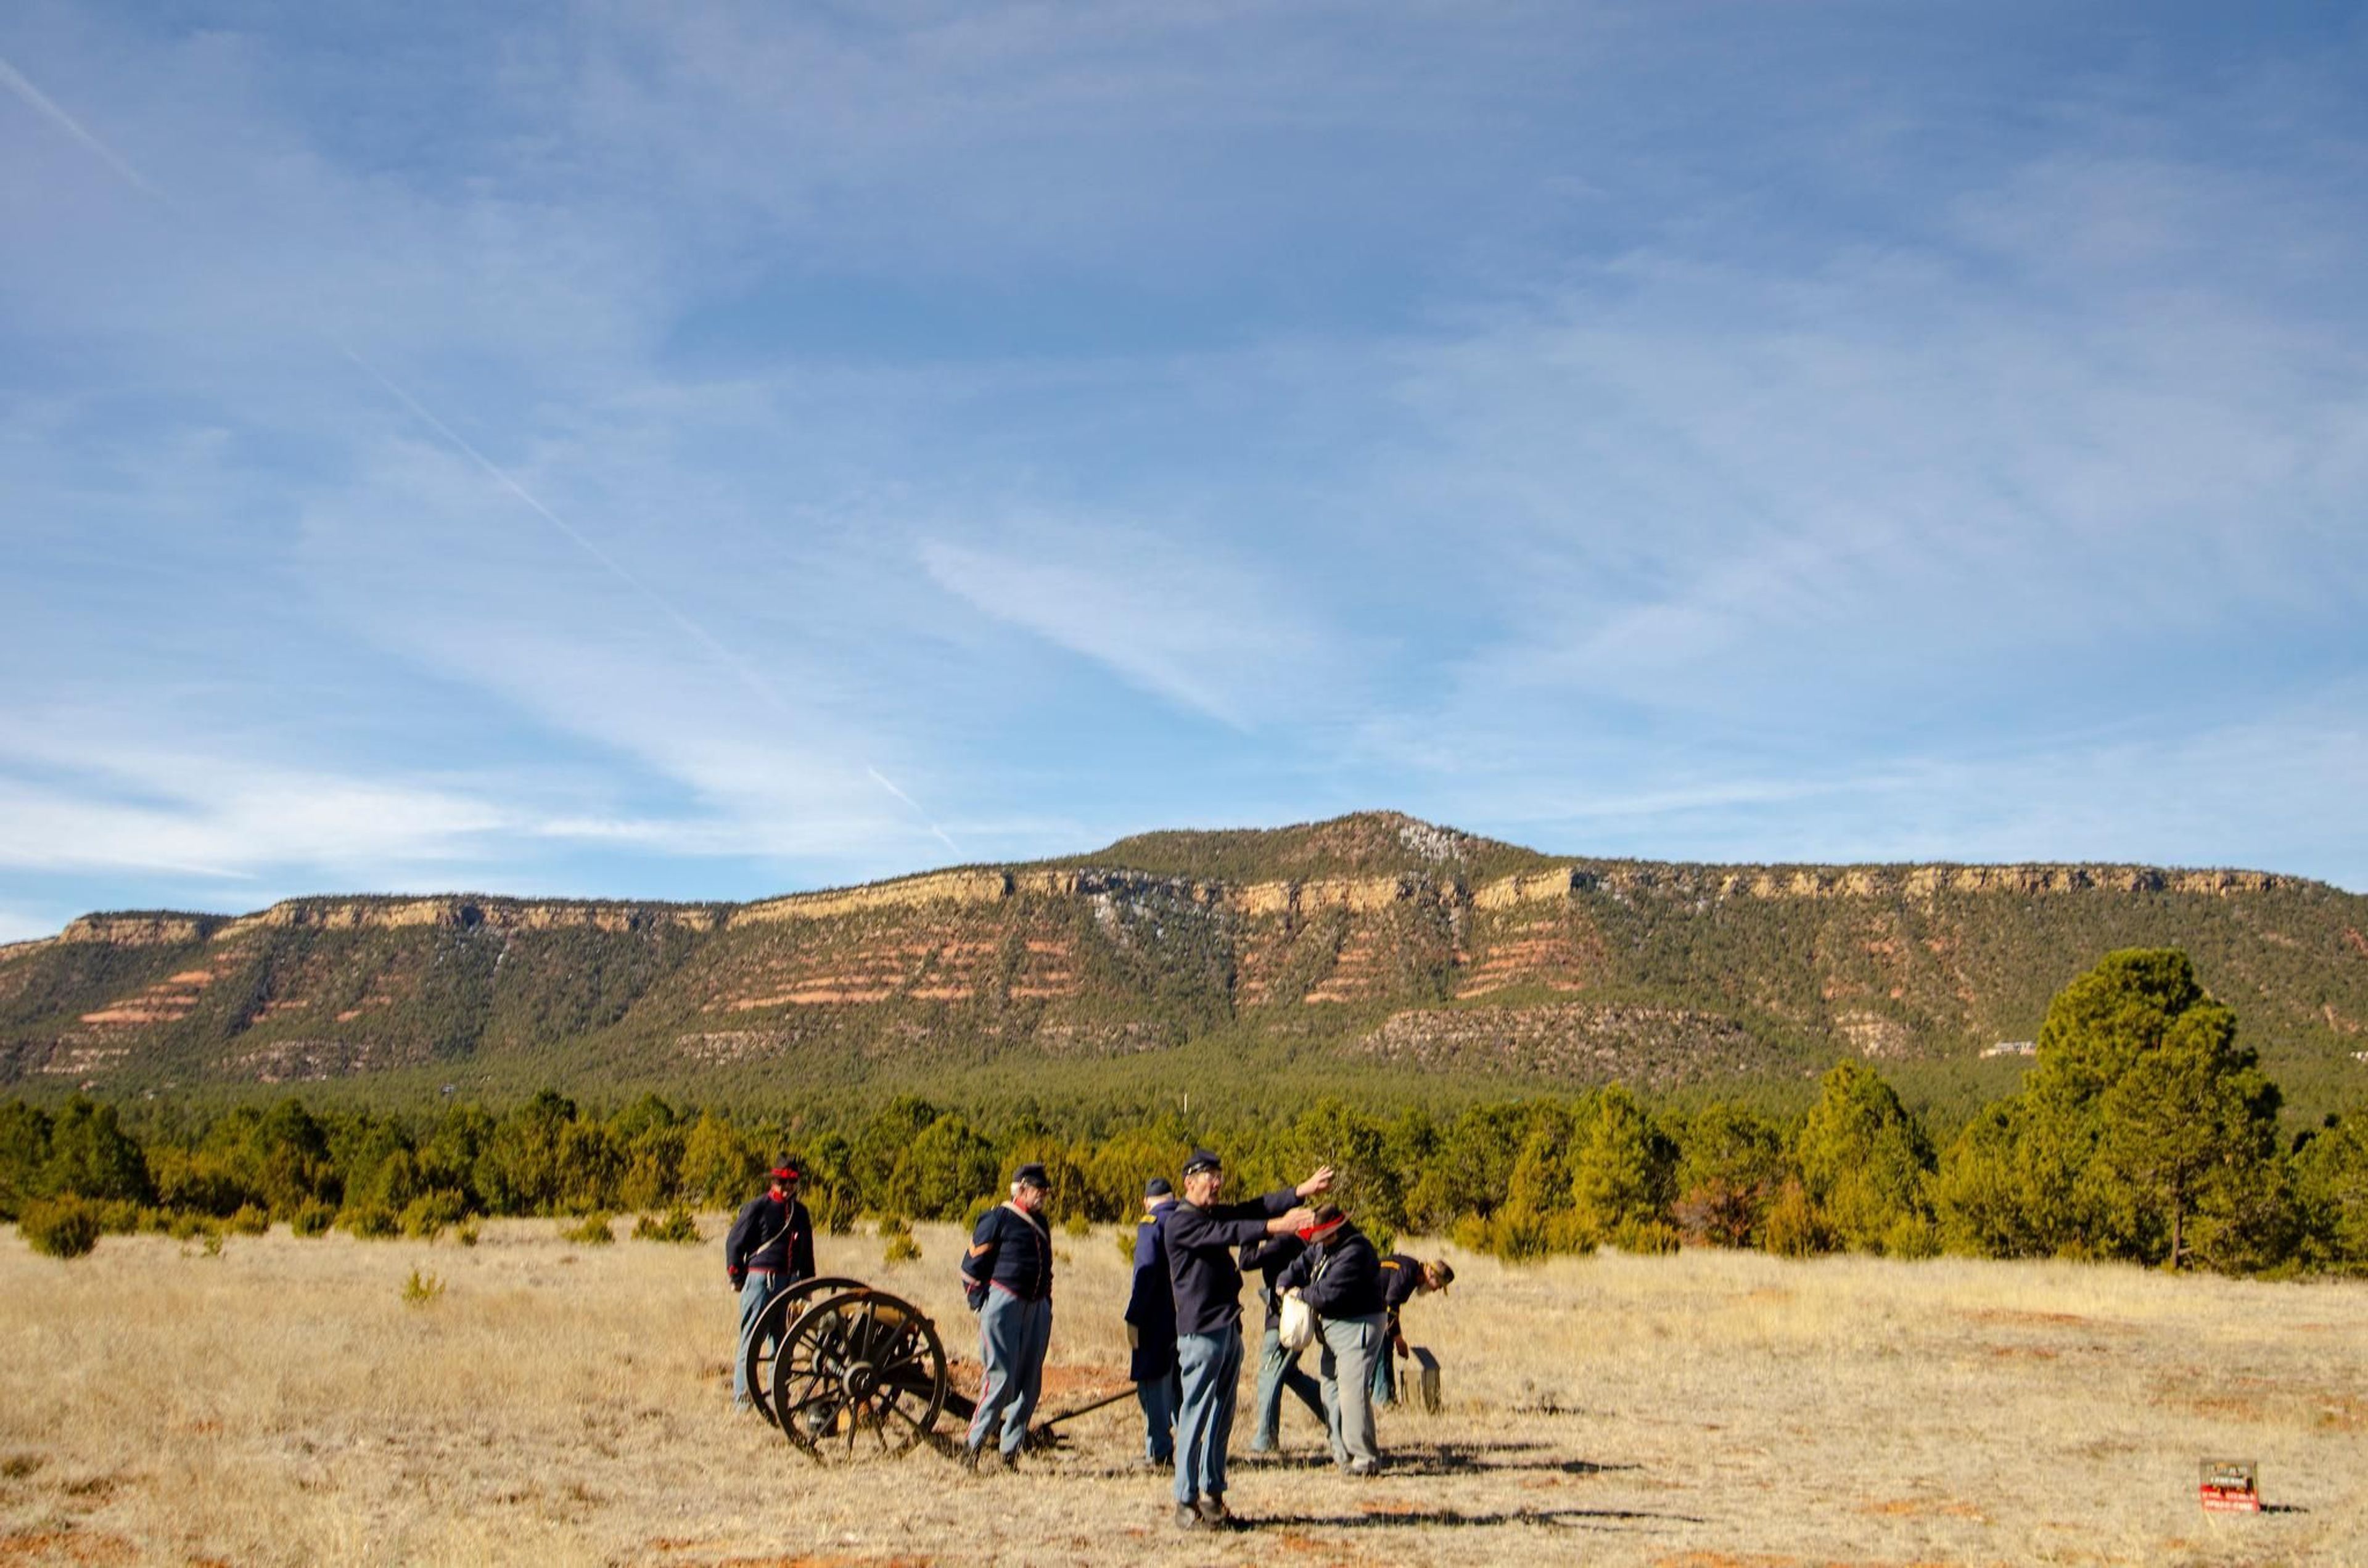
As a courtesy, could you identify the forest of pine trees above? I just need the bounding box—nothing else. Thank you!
[8,949,2368,1273]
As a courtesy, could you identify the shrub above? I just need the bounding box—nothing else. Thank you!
[226,1204,271,1236]
[340,1205,400,1240]
[559,1212,616,1246]
[19,1197,102,1259]
[1608,1218,1680,1255]
[1063,1212,1092,1239]
[401,1267,445,1307]
[1759,1179,1833,1258]
[291,1201,336,1238]
[632,1208,701,1244]
[879,1214,919,1265]
[401,1191,467,1241]
[454,1220,482,1248]
[1883,1213,1942,1260]
[168,1211,217,1243]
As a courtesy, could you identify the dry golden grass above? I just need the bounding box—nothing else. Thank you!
[2,1217,2364,1566]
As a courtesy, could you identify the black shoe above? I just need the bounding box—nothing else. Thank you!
[1174,1501,1203,1529]
[1196,1495,1235,1530]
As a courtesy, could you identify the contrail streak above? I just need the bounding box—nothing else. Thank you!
[0,53,162,199]
[868,767,960,855]
[0,49,961,855]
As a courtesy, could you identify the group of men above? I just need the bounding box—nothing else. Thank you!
[725,1147,1450,1532]
[967,1148,1450,1530]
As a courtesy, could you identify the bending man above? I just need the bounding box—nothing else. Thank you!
[1372,1252,1455,1406]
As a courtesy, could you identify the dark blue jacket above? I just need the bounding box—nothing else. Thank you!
[1239,1233,1305,1328]
[963,1204,1054,1302]
[1276,1223,1384,1320]
[1125,1207,1176,1381]
[1162,1188,1297,1338]
[1379,1253,1425,1324]
[724,1192,814,1284]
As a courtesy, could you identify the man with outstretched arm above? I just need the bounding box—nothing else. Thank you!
[725,1158,816,1408]
[1124,1178,1182,1467]
[961,1163,1055,1468]
[1161,1150,1330,1530]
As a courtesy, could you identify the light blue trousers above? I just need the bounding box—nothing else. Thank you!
[968,1290,1052,1457]
[1250,1320,1326,1448]
[1317,1312,1385,1469]
[1135,1363,1182,1462]
[732,1271,786,1406]
[1172,1326,1245,1504]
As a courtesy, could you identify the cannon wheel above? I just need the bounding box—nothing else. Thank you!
[743,1275,868,1428]
[770,1287,948,1464]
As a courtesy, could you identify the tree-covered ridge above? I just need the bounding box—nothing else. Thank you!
[4,815,2366,1121]
[1040,810,1556,884]
[8,951,2368,1276]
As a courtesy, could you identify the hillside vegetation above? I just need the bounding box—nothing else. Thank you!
[10,950,2368,1280]
[2,812,2364,1125]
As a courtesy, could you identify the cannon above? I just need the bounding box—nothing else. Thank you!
[741,1276,1133,1464]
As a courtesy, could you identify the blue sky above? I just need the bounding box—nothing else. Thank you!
[2,2,2365,938]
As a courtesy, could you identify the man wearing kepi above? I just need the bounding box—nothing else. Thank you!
[725,1158,816,1408]
[1124,1178,1182,1467]
[1161,1150,1330,1530]
[1275,1205,1386,1474]
[961,1162,1055,1468]
[1372,1252,1455,1406]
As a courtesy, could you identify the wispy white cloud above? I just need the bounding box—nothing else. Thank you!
[919,526,1341,728]
[0,733,508,879]
[2,0,2365,912]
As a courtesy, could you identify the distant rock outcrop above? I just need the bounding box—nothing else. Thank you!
[2,812,2359,1109]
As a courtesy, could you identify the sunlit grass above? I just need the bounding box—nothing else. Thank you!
[1,1220,2362,1565]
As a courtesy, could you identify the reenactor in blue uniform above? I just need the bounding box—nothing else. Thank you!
[1124,1178,1181,1466]
[724,1159,816,1407]
[1275,1205,1387,1473]
[1161,1149,1329,1530]
[1371,1252,1454,1406]
[961,1162,1055,1467]
[1241,1230,1326,1452]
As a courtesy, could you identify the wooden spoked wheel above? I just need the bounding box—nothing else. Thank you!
[768,1287,948,1464]
[742,1275,867,1428]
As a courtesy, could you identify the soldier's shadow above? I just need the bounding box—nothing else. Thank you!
[1243,1503,1704,1532]
[1241,1440,1641,1479]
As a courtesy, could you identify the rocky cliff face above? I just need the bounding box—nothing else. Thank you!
[2,813,2360,1105]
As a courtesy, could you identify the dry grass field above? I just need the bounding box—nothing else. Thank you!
[2,1217,2364,1567]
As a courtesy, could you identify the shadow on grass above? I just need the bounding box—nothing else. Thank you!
[1236,1439,1642,1480]
[1241,1504,1703,1532]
